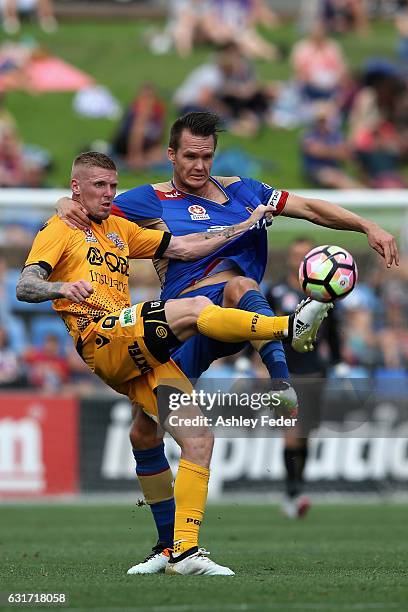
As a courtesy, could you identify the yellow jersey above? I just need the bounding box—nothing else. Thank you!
[24,214,170,343]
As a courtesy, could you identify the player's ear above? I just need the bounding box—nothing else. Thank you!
[167,147,176,164]
[71,177,80,195]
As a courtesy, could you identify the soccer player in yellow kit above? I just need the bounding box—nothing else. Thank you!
[17,152,331,575]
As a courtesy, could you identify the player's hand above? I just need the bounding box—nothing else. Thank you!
[56,197,90,231]
[366,225,400,268]
[249,204,274,230]
[59,280,93,303]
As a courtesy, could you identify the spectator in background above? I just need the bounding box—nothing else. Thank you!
[0,256,28,353]
[0,121,50,187]
[291,21,348,104]
[156,0,279,60]
[301,102,362,188]
[173,49,227,116]
[320,0,369,35]
[1,0,57,34]
[0,122,24,187]
[0,326,24,387]
[198,0,279,60]
[395,1,408,62]
[111,83,166,172]
[341,306,379,369]
[349,61,407,187]
[174,43,274,136]
[377,300,408,369]
[23,332,69,391]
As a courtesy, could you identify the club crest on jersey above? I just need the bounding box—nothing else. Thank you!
[188,204,210,221]
[84,229,98,243]
[107,232,125,250]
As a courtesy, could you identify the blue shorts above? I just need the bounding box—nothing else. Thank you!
[170,282,247,379]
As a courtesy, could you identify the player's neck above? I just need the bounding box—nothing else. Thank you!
[172,177,215,199]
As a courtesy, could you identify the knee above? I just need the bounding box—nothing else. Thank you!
[223,276,259,307]
[188,296,213,318]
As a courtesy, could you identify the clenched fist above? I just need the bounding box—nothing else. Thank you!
[59,280,93,303]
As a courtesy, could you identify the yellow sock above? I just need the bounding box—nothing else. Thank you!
[173,458,209,555]
[197,304,289,342]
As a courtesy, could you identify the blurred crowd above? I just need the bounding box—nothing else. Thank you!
[98,0,408,183]
[1,1,408,184]
[1,244,407,394]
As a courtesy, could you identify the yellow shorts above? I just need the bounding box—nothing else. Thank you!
[78,300,192,420]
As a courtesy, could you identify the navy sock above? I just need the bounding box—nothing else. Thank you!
[133,443,175,548]
[237,289,289,379]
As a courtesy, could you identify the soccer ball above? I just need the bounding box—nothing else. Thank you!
[298,245,358,302]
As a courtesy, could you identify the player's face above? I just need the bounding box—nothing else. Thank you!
[168,130,215,193]
[288,241,313,275]
[71,167,118,220]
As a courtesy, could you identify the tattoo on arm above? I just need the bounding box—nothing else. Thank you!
[16,265,64,303]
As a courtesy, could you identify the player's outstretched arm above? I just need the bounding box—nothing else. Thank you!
[163,204,273,261]
[16,265,93,303]
[282,193,399,268]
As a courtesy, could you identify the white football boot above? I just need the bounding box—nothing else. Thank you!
[165,547,235,576]
[127,543,171,575]
[270,381,299,419]
[282,495,311,519]
[290,298,333,353]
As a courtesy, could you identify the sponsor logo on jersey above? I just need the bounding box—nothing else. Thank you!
[188,204,210,221]
[119,305,137,327]
[164,189,181,198]
[156,325,168,339]
[95,334,110,349]
[128,342,151,374]
[106,232,126,251]
[267,189,283,211]
[84,229,98,243]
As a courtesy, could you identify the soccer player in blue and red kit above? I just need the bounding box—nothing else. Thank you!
[59,112,399,575]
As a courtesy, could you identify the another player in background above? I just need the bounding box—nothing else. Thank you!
[267,237,341,519]
[58,112,399,574]
[18,152,329,576]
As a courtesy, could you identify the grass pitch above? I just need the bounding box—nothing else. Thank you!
[1,503,407,611]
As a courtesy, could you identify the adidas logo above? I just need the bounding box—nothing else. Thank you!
[295,319,309,335]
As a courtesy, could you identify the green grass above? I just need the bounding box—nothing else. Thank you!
[2,18,399,189]
[1,503,407,611]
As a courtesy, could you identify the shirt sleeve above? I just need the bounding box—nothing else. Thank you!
[113,184,164,223]
[127,223,172,260]
[24,218,71,275]
[239,177,289,216]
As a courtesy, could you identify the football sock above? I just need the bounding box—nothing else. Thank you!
[197,304,289,342]
[237,290,290,379]
[284,445,308,498]
[173,458,209,555]
[133,443,175,548]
